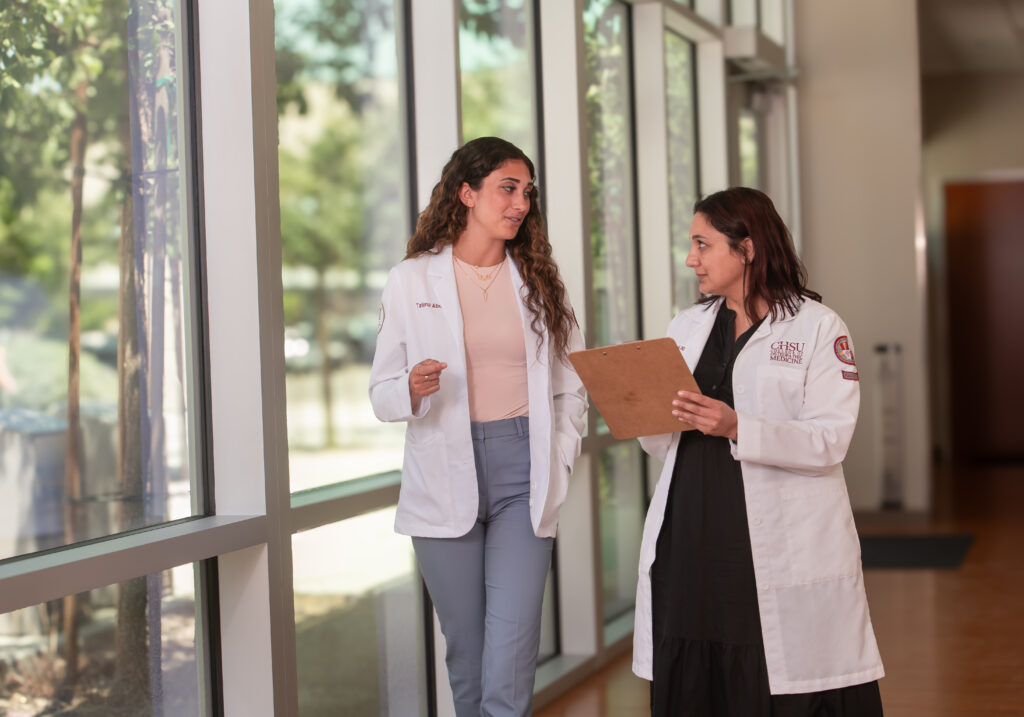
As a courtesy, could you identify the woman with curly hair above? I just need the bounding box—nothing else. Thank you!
[369,136,587,716]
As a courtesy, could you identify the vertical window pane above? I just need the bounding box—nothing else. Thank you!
[729,0,758,27]
[459,0,539,158]
[584,0,639,351]
[0,1,200,560]
[275,0,410,490]
[0,566,202,714]
[584,0,639,437]
[293,507,428,716]
[666,32,700,314]
[739,108,761,189]
[598,443,644,629]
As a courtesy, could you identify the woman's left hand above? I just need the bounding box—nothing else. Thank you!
[672,391,738,440]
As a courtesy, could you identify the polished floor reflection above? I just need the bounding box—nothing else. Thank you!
[537,462,1024,717]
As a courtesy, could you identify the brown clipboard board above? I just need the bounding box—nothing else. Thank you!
[569,337,700,440]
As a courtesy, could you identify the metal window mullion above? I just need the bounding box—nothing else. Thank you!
[407,5,462,714]
[411,0,461,212]
[697,38,729,193]
[538,0,598,662]
[0,516,266,615]
[291,483,402,533]
[196,0,296,713]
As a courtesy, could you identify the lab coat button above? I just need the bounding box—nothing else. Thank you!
[752,517,762,526]
[529,498,534,507]
[736,385,746,394]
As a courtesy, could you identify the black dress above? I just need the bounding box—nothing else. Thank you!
[649,305,883,717]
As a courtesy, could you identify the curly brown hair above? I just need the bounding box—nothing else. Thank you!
[406,137,577,359]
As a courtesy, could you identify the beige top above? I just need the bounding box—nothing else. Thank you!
[454,254,529,422]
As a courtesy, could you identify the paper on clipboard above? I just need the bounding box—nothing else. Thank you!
[568,337,700,440]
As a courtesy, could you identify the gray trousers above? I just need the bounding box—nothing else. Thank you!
[413,416,553,717]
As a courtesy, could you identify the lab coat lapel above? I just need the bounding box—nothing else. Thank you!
[740,300,801,354]
[427,245,466,359]
[679,300,720,370]
[508,254,546,366]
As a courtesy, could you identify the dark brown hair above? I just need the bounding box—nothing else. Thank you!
[406,137,576,358]
[693,187,821,321]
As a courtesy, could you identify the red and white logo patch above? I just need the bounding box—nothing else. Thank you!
[834,336,856,366]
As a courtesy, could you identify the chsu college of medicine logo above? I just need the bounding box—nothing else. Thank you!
[770,340,806,365]
[834,336,856,366]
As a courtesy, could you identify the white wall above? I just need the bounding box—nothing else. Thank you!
[920,73,1024,461]
[793,1,930,510]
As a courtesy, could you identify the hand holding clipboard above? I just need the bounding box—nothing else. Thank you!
[568,338,701,439]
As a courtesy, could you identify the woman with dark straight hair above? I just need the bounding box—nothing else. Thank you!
[632,187,884,716]
[370,137,587,717]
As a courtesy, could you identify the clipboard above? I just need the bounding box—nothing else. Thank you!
[569,337,700,439]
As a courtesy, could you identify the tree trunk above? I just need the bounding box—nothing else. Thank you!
[315,270,336,447]
[111,60,150,711]
[62,77,89,693]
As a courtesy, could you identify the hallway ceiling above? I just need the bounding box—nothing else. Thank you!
[918,0,1024,75]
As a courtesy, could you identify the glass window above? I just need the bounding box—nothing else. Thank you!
[274,0,410,491]
[0,1,201,561]
[739,108,761,188]
[0,566,202,714]
[459,0,539,159]
[584,0,639,439]
[665,31,700,314]
[292,507,428,716]
[584,0,639,350]
[598,443,644,630]
[729,0,758,27]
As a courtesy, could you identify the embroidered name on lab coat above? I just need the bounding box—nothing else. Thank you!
[770,340,806,365]
[416,302,442,309]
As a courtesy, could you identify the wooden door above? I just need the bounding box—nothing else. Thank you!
[945,180,1024,460]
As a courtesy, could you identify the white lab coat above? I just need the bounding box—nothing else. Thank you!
[632,298,884,694]
[369,244,587,539]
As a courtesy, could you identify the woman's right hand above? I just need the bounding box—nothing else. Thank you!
[409,358,448,412]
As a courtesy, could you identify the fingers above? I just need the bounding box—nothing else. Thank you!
[671,391,734,437]
[671,405,705,426]
[675,390,711,406]
[409,359,448,398]
[672,392,706,417]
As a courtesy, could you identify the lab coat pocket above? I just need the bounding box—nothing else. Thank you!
[399,431,449,524]
[756,365,805,420]
[780,481,860,584]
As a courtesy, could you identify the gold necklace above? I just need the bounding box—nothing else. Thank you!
[454,254,506,301]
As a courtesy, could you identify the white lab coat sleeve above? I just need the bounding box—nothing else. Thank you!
[368,267,431,422]
[733,312,860,476]
[638,433,675,462]
[551,321,588,472]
